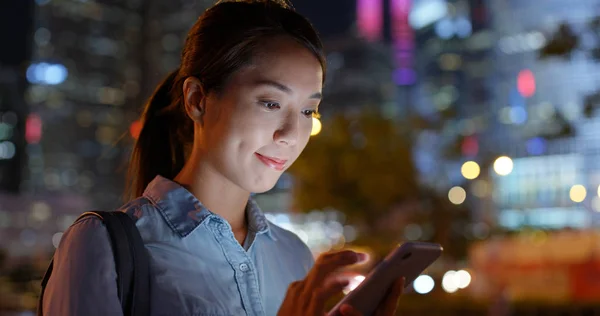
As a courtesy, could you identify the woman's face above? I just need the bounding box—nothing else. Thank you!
[196,36,323,193]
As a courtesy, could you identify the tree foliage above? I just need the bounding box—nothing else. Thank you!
[289,112,472,257]
[290,112,418,223]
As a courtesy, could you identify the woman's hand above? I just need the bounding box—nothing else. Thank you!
[277,250,367,316]
[337,277,405,316]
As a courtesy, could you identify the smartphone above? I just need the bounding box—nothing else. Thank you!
[328,241,443,316]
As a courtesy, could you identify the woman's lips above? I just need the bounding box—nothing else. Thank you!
[255,153,287,171]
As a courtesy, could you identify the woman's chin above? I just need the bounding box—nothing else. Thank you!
[247,177,280,194]
[250,183,278,194]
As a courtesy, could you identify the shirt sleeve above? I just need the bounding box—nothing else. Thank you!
[42,216,123,316]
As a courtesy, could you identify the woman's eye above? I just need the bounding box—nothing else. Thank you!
[302,110,320,118]
[261,101,280,110]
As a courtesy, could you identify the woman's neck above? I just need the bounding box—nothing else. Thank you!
[173,159,250,233]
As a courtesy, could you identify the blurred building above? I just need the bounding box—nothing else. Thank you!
[409,0,493,218]
[25,0,147,210]
[140,0,215,99]
[22,0,216,209]
[307,0,398,117]
[483,0,600,230]
[0,0,216,257]
[320,37,397,117]
[0,0,34,194]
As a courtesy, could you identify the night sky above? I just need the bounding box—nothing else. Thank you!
[0,0,34,66]
[292,0,357,38]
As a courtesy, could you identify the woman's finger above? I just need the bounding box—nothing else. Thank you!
[306,279,349,315]
[305,251,366,291]
[339,304,363,316]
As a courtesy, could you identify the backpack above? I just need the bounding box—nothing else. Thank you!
[36,211,151,316]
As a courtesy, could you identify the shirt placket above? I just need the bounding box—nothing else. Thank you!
[211,218,265,316]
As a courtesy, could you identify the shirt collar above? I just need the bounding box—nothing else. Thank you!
[143,175,275,239]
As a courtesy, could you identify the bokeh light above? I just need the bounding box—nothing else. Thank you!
[455,270,472,289]
[442,270,459,293]
[461,161,480,180]
[461,136,478,156]
[517,69,536,97]
[471,180,490,198]
[526,137,547,155]
[311,117,322,136]
[413,275,435,294]
[130,120,143,140]
[569,185,587,203]
[52,232,63,249]
[25,113,43,144]
[493,156,513,176]
[448,186,466,205]
[442,270,471,293]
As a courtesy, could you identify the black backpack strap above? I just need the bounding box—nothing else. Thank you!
[37,258,54,316]
[101,211,151,316]
[37,211,150,316]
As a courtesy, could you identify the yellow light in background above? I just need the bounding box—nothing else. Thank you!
[311,117,322,136]
[471,180,489,198]
[448,186,466,205]
[570,184,587,203]
[493,156,513,176]
[461,161,480,180]
[530,230,548,247]
[597,185,600,197]
[439,53,462,71]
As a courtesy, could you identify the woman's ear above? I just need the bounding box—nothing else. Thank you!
[183,76,206,124]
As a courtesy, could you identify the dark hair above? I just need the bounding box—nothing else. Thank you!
[126,0,326,200]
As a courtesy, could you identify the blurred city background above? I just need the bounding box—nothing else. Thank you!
[2,0,600,314]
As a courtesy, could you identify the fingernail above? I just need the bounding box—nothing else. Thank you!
[356,253,369,262]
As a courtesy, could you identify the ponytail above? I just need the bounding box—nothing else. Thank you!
[125,69,192,201]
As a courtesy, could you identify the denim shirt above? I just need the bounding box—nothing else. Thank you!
[42,176,315,316]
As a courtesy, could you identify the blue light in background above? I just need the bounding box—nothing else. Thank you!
[393,68,416,85]
[509,107,527,124]
[435,18,454,39]
[434,16,473,39]
[26,62,68,85]
[526,137,546,155]
[414,149,436,174]
[455,17,472,38]
[509,87,525,108]
[45,64,68,85]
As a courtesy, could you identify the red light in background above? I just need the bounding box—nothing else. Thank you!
[517,69,536,98]
[461,136,479,157]
[25,114,42,144]
[357,0,383,42]
[129,120,143,140]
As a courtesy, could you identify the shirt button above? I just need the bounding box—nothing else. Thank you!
[239,263,250,272]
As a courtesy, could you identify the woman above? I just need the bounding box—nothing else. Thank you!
[42,1,404,315]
